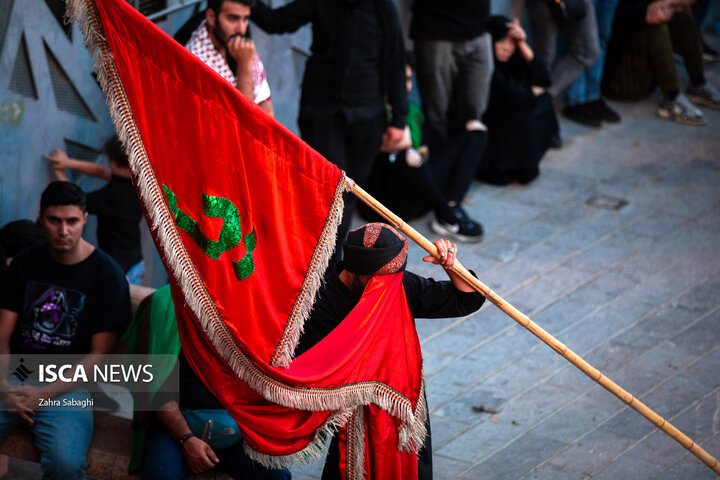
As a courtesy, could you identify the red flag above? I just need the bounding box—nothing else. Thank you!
[68,0,426,477]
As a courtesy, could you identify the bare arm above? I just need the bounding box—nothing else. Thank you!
[157,400,219,473]
[228,37,256,101]
[423,239,476,293]
[45,150,112,181]
[258,98,274,117]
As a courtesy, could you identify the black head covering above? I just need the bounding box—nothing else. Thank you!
[488,15,512,43]
[343,223,408,276]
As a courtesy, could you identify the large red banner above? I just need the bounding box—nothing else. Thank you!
[70,0,426,478]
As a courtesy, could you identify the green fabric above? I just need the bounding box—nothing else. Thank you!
[407,100,424,149]
[124,284,181,473]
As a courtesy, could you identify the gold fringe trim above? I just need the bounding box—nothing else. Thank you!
[270,173,347,367]
[67,0,426,470]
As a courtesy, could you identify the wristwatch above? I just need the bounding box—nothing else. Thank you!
[178,432,195,446]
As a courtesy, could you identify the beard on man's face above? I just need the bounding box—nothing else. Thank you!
[212,22,246,46]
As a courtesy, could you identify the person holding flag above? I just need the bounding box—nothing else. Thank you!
[294,223,485,480]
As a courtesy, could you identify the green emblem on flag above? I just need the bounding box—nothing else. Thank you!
[163,185,256,280]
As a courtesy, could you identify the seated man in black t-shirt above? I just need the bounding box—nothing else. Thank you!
[0,181,131,480]
[46,135,145,283]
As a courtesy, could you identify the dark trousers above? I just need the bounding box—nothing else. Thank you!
[299,112,385,266]
[428,129,486,204]
[604,12,703,99]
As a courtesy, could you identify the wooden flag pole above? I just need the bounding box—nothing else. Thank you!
[347,178,720,475]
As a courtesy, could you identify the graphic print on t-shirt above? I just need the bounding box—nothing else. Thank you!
[20,281,85,350]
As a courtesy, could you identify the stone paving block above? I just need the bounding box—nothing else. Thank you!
[628,347,697,377]
[524,464,588,480]
[529,169,596,194]
[612,317,685,352]
[433,387,508,425]
[552,161,626,182]
[289,461,323,480]
[416,317,452,340]
[507,266,593,312]
[659,185,720,218]
[675,275,720,312]
[667,310,720,356]
[460,434,567,480]
[557,314,634,356]
[429,414,474,451]
[450,305,514,338]
[427,354,509,393]
[606,367,667,398]
[599,406,656,440]
[581,385,631,418]
[423,351,460,377]
[651,458,719,480]
[424,331,489,357]
[605,230,657,252]
[582,341,644,374]
[426,373,469,412]
[641,387,696,420]
[668,391,720,440]
[626,431,691,467]
[548,429,636,475]
[531,298,597,336]
[624,211,687,239]
[432,454,473,480]
[654,368,720,401]
[694,208,720,234]
[585,298,653,331]
[475,198,546,235]
[544,220,616,253]
[564,243,631,275]
[588,453,666,480]
[435,420,523,464]
[477,236,531,262]
[495,383,579,428]
[643,303,704,329]
[691,345,720,376]
[659,163,720,189]
[472,363,551,400]
[490,243,575,293]
[465,325,541,364]
[566,270,639,306]
[534,204,591,228]
[547,366,599,393]
[502,221,560,245]
[530,395,619,443]
[514,345,569,375]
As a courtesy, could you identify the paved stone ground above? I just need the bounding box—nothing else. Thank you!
[287,56,720,479]
[6,43,720,480]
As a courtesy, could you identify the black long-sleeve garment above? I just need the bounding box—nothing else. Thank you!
[252,0,407,128]
[296,266,485,355]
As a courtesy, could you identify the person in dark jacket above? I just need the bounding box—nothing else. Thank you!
[251,0,407,266]
[479,17,559,186]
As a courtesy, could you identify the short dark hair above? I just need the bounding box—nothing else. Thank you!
[103,135,129,169]
[207,0,254,13]
[40,181,86,213]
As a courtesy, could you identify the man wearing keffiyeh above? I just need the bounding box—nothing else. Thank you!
[294,223,485,480]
